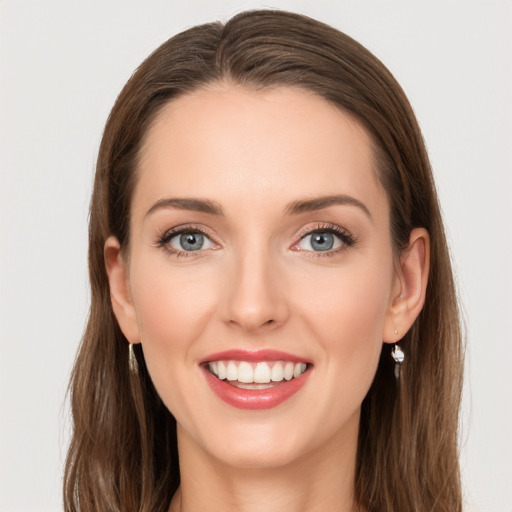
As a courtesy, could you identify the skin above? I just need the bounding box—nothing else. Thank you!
[105,84,429,512]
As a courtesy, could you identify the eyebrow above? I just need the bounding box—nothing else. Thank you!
[145,194,372,220]
[145,197,224,217]
[284,194,372,220]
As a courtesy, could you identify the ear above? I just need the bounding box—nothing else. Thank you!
[104,236,141,344]
[382,228,430,343]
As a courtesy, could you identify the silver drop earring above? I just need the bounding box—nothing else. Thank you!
[391,343,404,380]
[128,343,139,375]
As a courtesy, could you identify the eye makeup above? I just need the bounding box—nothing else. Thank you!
[154,221,357,259]
[154,224,219,258]
[291,222,357,257]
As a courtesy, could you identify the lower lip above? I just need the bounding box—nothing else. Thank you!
[202,366,311,410]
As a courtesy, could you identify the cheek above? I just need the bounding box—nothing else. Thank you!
[129,260,223,423]
[131,257,216,339]
[295,256,393,391]
[129,259,219,386]
[299,259,392,343]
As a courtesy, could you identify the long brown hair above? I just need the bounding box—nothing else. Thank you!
[64,10,463,512]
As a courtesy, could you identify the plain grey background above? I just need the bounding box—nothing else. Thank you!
[1,1,511,511]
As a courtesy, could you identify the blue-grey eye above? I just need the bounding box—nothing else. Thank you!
[311,232,334,251]
[169,232,214,252]
[298,231,342,252]
[180,233,203,251]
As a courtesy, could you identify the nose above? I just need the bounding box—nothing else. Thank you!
[220,246,289,332]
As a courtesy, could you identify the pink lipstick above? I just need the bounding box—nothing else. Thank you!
[201,349,312,410]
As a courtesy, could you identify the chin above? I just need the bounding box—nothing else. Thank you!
[178,414,311,470]
[212,436,307,470]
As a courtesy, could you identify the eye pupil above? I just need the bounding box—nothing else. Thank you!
[311,232,334,251]
[180,233,204,251]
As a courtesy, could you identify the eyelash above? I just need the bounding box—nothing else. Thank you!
[294,223,357,257]
[155,225,215,258]
[155,222,356,258]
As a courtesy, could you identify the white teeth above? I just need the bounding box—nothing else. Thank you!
[226,361,238,381]
[284,362,294,381]
[235,382,276,390]
[271,363,284,382]
[207,360,308,384]
[238,361,254,383]
[217,361,226,380]
[294,363,306,378]
[253,362,271,383]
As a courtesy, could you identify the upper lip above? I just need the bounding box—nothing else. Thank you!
[200,349,312,364]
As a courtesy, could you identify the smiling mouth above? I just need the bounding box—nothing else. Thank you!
[206,360,309,389]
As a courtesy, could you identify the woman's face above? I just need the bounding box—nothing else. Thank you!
[114,85,401,468]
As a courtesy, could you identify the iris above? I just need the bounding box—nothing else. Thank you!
[180,233,204,251]
[310,232,334,251]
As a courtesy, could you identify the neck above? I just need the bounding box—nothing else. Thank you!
[169,418,361,512]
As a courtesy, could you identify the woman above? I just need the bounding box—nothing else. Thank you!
[64,9,463,512]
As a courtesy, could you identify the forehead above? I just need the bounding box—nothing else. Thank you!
[134,84,385,217]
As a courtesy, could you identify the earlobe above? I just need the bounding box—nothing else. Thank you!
[383,228,430,343]
[104,236,141,344]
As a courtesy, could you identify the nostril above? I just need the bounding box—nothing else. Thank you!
[228,317,277,331]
